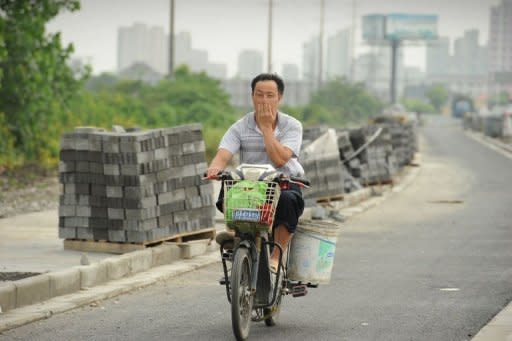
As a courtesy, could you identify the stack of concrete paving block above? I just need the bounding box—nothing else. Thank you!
[301,129,345,201]
[372,116,417,167]
[302,125,329,149]
[336,129,361,192]
[58,124,215,244]
[360,125,397,185]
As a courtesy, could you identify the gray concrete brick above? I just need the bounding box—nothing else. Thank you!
[125,230,146,243]
[58,227,76,239]
[92,228,108,240]
[49,268,81,297]
[76,227,94,239]
[154,147,168,160]
[108,229,126,242]
[76,205,91,217]
[108,208,125,220]
[106,186,123,198]
[159,189,186,206]
[125,207,159,220]
[103,164,120,176]
[158,213,174,227]
[58,205,76,217]
[14,274,50,308]
[185,186,199,198]
[60,133,76,150]
[124,217,158,232]
[0,282,16,312]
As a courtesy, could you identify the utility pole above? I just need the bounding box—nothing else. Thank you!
[169,0,175,78]
[350,0,357,82]
[390,39,400,104]
[267,0,273,73]
[318,0,325,88]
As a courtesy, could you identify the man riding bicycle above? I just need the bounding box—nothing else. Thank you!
[206,73,305,272]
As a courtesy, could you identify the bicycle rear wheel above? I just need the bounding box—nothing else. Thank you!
[231,247,253,340]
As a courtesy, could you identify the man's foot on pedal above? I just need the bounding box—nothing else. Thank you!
[269,258,279,273]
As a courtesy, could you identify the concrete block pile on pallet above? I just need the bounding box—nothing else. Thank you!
[336,130,360,193]
[359,125,397,185]
[58,124,215,244]
[300,129,346,201]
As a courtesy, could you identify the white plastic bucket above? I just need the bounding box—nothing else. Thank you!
[287,220,341,284]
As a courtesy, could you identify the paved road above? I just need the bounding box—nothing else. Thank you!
[3,115,512,341]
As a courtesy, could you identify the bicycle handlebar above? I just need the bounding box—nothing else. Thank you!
[203,171,310,188]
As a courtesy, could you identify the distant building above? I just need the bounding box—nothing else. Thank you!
[117,23,167,75]
[489,0,512,73]
[326,28,351,80]
[426,37,451,78]
[236,50,263,80]
[354,46,404,100]
[281,63,300,82]
[302,35,321,87]
[453,30,488,76]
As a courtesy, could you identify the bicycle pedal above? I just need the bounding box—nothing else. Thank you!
[219,277,230,285]
[221,251,233,261]
[291,284,308,297]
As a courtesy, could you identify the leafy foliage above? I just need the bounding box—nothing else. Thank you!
[301,79,384,128]
[426,84,449,112]
[0,0,85,167]
[402,98,436,114]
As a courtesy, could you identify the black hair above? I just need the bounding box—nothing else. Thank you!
[250,73,285,95]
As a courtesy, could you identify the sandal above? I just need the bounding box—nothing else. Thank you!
[269,258,279,273]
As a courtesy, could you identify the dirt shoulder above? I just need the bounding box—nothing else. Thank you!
[0,171,60,219]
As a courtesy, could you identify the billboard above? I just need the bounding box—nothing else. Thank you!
[385,14,438,40]
[363,13,438,41]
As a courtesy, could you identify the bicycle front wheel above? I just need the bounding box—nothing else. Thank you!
[231,247,253,341]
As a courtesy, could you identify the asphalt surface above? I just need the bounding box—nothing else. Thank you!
[2,115,512,341]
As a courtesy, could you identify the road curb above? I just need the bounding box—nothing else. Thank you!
[0,251,219,332]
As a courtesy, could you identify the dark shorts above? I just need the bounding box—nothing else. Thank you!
[216,184,305,234]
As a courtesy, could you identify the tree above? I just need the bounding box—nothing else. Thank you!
[303,79,384,127]
[0,0,86,164]
[426,84,449,112]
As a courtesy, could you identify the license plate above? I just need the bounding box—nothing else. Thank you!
[233,209,260,222]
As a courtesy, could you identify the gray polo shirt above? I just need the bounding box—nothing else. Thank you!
[218,111,304,177]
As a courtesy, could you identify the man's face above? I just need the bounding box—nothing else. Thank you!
[252,80,282,113]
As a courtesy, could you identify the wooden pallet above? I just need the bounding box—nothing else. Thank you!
[63,227,216,254]
[316,194,345,204]
[363,178,394,187]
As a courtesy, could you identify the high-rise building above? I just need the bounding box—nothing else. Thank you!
[117,23,167,75]
[281,63,300,81]
[355,46,404,100]
[326,28,351,80]
[236,50,263,80]
[489,0,512,73]
[453,30,488,76]
[426,37,451,78]
[302,35,321,86]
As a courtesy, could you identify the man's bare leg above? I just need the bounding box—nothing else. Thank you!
[270,224,292,272]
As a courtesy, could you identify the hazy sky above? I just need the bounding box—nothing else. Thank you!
[47,0,501,77]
